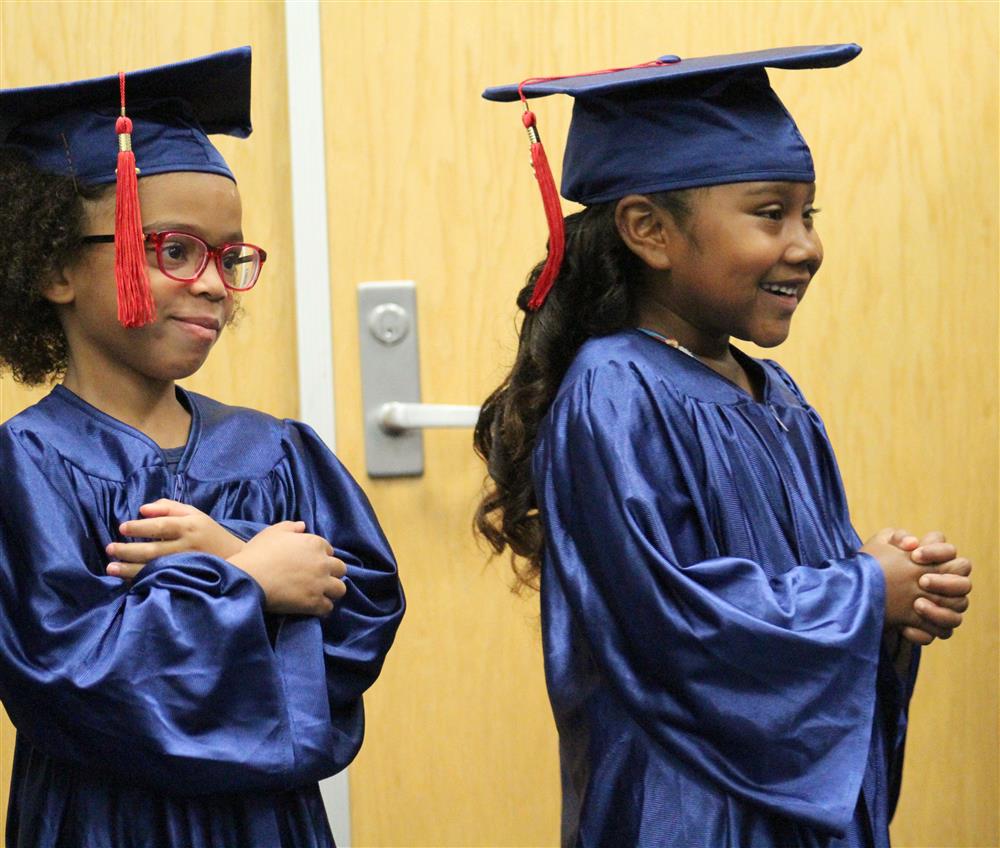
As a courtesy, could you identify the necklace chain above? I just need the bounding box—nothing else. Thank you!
[636,327,696,359]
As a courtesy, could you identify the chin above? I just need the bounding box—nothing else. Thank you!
[753,336,788,349]
[736,326,791,349]
[156,358,210,382]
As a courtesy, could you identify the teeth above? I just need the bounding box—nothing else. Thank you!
[762,283,797,296]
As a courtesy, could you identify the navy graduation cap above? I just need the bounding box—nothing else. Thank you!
[0,47,253,327]
[483,44,861,309]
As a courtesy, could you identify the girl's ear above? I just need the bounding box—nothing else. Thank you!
[614,195,676,271]
[39,267,76,305]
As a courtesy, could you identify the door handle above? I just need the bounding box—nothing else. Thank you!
[377,402,480,434]
[358,281,480,477]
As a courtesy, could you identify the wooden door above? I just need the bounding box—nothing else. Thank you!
[320,3,997,847]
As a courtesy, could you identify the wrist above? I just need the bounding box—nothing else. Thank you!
[217,535,246,559]
[227,551,272,605]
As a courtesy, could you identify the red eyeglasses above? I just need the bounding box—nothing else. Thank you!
[82,230,267,292]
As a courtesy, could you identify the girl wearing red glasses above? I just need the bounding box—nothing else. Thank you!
[0,49,403,848]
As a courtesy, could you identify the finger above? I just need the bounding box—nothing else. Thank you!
[918,572,972,597]
[138,499,191,517]
[913,598,963,631]
[271,521,306,533]
[119,517,182,540]
[107,561,145,580]
[918,593,969,613]
[918,530,946,547]
[324,577,348,601]
[911,542,957,565]
[900,626,936,646]
[304,533,334,556]
[887,529,918,550]
[330,557,347,579]
[932,557,973,578]
[106,540,176,563]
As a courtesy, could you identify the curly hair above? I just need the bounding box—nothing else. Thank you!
[0,147,111,385]
[473,191,693,591]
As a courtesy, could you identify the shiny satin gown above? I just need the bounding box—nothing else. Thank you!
[0,386,404,847]
[534,330,917,848]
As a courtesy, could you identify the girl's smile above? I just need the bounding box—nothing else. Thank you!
[45,171,243,391]
[634,180,823,359]
[169,313,223,343]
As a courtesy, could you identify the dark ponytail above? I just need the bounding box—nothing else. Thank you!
[474,191,692,590]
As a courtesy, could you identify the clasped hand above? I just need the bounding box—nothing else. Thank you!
[105,499,347,616]
[862,528,973,646]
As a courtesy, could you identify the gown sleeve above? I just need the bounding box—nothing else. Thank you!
[535,365,887,835]
[0,423,398,796]
[272,420,405,773]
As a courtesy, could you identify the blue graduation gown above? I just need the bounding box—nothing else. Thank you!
[534,331,917,848]
[0,386,404,847]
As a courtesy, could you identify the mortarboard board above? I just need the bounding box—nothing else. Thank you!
[1,46,251,186]
[0,47,253,327]
[483,44,861,308]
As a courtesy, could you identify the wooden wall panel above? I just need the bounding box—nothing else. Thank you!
[0,1,297,843]
[321,2,997,846]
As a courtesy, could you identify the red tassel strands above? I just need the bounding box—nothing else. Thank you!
[521,108,564,311]
[114,71,156,327]
[516,58,677,310]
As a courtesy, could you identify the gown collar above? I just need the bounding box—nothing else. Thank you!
[628,329,774,404]
[50,384,202,470]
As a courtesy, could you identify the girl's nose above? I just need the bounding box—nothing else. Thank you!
[188,261,228,300]
[784,226,823,274]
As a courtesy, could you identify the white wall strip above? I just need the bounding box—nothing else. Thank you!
[283,1,351,845]
[285,0,337,451]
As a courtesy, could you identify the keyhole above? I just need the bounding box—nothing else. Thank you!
[368,302,410,346]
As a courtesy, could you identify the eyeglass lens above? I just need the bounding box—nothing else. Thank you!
[155,233,262,291]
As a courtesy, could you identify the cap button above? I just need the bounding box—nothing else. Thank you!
[658,54,681,64]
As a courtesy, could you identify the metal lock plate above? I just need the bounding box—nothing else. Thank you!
[358,281,424,477]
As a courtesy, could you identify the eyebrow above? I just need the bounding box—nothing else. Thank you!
[143,221,244,243]
[741,183,816,198]
[742,185,789,196]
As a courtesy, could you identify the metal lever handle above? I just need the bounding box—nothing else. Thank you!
[377,402,480,434]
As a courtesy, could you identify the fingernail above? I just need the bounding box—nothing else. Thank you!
[919,575,932,589]
[106,543,116,555]
[107,563,121,576]
[912,548,924,563]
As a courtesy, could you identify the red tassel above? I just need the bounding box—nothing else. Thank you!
[114,73,155,328]
[522,111,565,311]
[515,58,678,310]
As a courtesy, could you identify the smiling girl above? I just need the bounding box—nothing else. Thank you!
[0,49,403,847]
[475,46,972,847]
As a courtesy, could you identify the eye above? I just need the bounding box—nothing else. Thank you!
[755,206,784,221]
[162,241,189,262]
[220,249,244,272]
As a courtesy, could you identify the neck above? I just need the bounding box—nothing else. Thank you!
[62,361,190,448]
[637,300,731,361]
[637,300,760,399]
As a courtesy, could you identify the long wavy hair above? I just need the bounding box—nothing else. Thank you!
[474,191,692,591]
